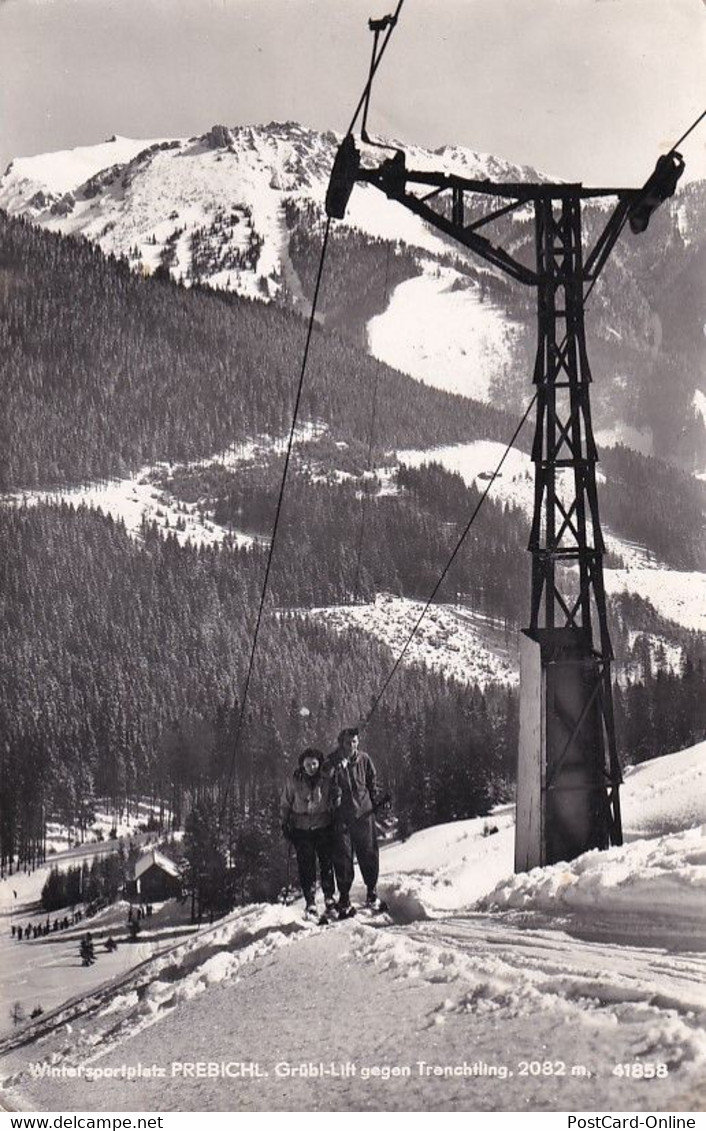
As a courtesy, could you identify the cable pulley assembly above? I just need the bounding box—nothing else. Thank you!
[628,151,685,233]
[325,135,360,219]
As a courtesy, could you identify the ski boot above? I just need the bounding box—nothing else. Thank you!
[315,897,338,926]
[336,898,357,920]
[365,891,389,914]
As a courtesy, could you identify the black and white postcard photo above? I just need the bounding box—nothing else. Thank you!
[0,0,705,1117]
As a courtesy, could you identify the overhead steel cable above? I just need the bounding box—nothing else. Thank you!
[352,240,392,604]
[670,108,706,153]
[583,209,632,307]
[220,217,333,818]
[363,391,538,728]
[346,0,408,137]
[220,4,409,818]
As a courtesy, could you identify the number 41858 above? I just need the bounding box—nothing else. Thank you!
[612,1063,668,1078]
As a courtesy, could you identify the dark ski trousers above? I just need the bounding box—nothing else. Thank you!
[290,827,335,904]
[332,812,379,901]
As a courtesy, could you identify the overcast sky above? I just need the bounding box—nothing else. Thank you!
[1,0,705,184]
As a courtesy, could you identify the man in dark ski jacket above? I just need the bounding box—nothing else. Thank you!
[326,727,385,916]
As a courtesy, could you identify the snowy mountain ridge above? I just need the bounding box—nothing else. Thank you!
[0,135,167,204]
[3,120,703,473]
[0,121,553,304]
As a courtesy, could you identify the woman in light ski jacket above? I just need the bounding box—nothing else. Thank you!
[280,748,339,917]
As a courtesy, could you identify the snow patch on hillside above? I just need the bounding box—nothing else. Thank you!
[368,261,521,402]
[397,438,534,513]
[1,426,322,550]
[396,439,706,633]
[594,423,654,455]
[342,184,458,259]
[624,630,684,679]
[309,594,518,690]
[4,472,255,550]
[604,568,706,634]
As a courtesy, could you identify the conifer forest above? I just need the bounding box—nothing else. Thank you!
[1,212,705,911]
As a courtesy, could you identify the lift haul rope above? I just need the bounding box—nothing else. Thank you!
[363,391,538,729]
[671,108,706,153]
[346,0,407,137]
[352,239,392,604]
[584,106,705,306]
[220,218,332,816]
[221,5,410,810]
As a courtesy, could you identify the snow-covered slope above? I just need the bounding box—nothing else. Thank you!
[367,260,522,399]
[310,595,518,690]
[2,426,319,551]
[0,136,165,209]
[1,743,705,1113]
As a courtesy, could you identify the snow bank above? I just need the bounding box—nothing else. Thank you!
[377,742,706,923]
[464,743,706,937]
[378,811,515,919]
[132,901,314,1026]
[478,827,706,938]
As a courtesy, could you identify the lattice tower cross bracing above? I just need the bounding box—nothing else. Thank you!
[521,191,622,870]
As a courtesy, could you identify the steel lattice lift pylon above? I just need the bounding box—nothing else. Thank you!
[326,125,685,869]
[522,188,622,870]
